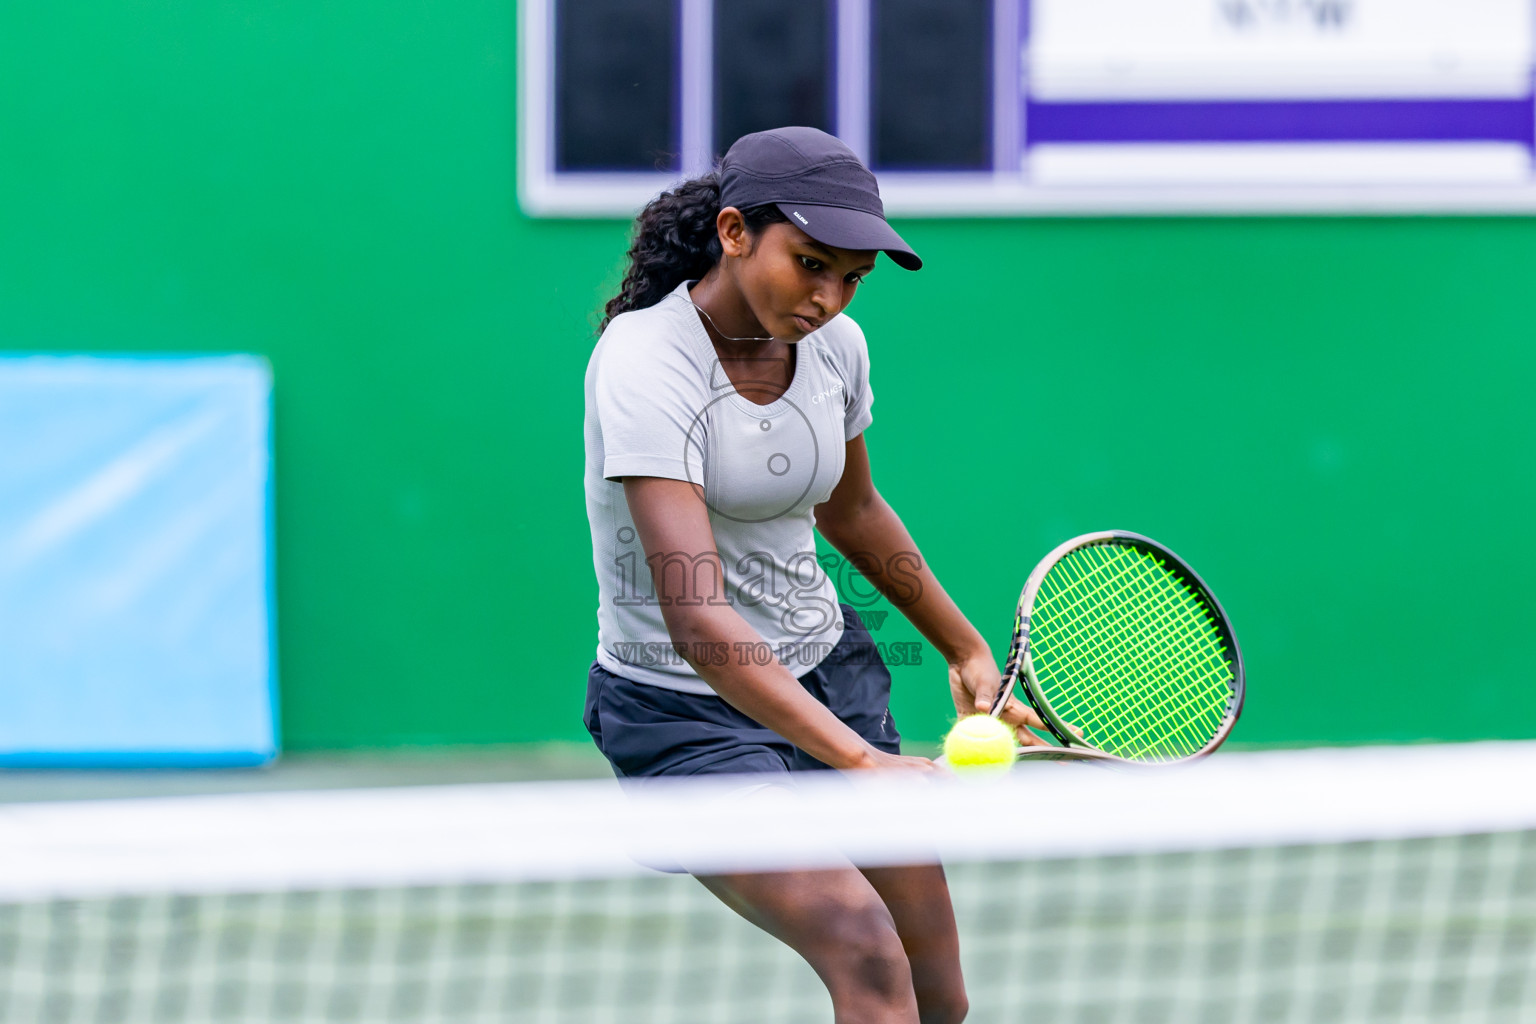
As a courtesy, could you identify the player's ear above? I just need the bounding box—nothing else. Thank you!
[716,207,749,259]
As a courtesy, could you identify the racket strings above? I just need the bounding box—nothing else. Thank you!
[1040,551,1231,759]
[1069,564,1229,756]
[1031,545,1234,761]
[1026,553,1151,749]
[1041,552,1230,758]
[1040,588,1222,759]
[1040,554,1215,756]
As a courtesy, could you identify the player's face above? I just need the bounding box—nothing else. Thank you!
[739,222,876,341]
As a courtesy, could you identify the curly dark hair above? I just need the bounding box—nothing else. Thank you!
[599,171,787,333]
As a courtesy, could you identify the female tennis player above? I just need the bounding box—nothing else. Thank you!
[581,126,1046,1024]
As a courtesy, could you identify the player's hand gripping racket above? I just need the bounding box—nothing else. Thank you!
[988,531,1244,767]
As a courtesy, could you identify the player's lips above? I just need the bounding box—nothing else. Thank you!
[792,315,825,333]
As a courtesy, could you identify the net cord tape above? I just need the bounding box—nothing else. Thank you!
[2,743,1534,901]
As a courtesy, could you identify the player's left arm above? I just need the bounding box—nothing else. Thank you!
[813,435,1047,738]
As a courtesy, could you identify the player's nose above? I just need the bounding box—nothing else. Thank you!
[809,280,843,318]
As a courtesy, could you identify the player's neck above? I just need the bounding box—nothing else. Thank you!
[687,275,775,352]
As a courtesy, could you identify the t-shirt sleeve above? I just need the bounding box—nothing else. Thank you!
[595,317,709,483]
[839,318,874,441]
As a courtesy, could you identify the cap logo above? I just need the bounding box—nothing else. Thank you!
[792,211,809,225]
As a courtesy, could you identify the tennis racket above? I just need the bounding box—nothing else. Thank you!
[987,531,1244,767]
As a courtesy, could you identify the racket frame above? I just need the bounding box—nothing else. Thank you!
[990,530,1245,765]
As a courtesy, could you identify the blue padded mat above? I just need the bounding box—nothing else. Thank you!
[0,356,276,766]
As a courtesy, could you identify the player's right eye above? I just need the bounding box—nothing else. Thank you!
[797,255,822,272]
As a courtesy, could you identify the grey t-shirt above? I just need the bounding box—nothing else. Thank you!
[583,279,874,693]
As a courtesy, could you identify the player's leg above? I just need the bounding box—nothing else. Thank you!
[767,604,966,1021]
[859,863,968,1024]
[697,865,922,1024]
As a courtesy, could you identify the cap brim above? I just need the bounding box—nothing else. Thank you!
[774,203,923,271]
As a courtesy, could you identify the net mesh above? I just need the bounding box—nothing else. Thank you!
[1031,542,1236,760]
[3,745,1535,1024]
[4,834,1534,1023]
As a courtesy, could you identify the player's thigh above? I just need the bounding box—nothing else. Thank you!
[696,866,913,988]
[858,865,966,1013]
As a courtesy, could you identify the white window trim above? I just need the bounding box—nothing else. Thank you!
[519,0,1536,218]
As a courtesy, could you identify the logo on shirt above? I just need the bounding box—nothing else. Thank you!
[810,381,845,405]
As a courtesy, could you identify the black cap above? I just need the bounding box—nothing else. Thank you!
[719,127,922,271]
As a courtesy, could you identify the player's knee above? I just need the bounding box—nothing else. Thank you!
[817,902,912,1001]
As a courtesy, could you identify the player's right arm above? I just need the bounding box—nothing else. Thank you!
[621,476,938,774]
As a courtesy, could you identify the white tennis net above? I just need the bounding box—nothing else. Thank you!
[2,742,1534,1023]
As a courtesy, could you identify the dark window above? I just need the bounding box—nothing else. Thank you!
[870,0,992,170]
[714,0,834,157]
[556,0,678,171]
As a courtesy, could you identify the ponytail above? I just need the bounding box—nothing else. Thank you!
[599,172,787,333]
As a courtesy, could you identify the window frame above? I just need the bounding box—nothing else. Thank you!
[519,0,1536,217]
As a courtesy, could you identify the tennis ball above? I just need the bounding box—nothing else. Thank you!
[943,715,1017,775]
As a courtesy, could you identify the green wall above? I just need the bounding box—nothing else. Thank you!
[3,2,1532,751]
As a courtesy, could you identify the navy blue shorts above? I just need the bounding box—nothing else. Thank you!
[584,604,902,779]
